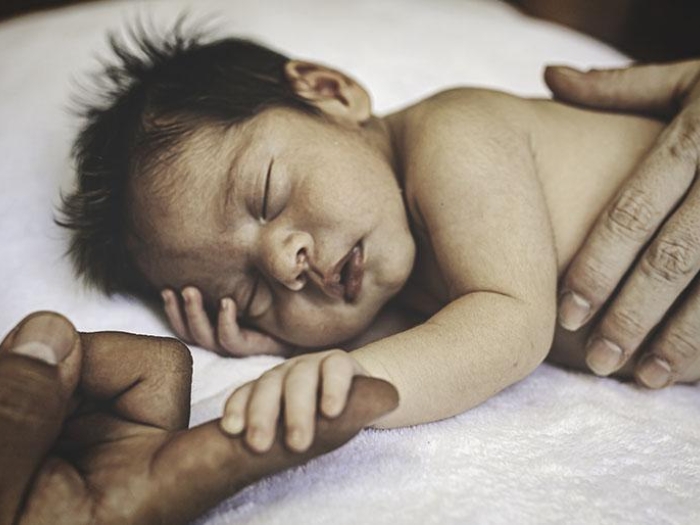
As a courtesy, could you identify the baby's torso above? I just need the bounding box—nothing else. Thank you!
[529,99,663,273]
[393,89,663,366]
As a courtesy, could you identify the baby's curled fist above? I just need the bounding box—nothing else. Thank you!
[221,350,370,453]
[161,286,292,357]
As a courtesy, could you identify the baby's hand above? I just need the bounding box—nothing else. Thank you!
[221,350,369,453]
[161,287,292,357]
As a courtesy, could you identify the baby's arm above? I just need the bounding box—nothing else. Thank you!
[221,89,558,450]
[352,89,558,426]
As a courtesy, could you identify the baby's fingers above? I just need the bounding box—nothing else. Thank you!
[283,360,321,452]
[320,351,358,418]
[221,382,254,435]
[162,289,191,342]
[182,287,217,350]
[218,298,292,357]
[245,371,285,453]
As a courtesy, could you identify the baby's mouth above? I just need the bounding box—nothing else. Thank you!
[340,243,364,302]
[312,242,364,302]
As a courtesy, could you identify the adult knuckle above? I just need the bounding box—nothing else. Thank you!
[153,336,193,367]
[661,328,700,364]
[641,235,698,284]
[667,117,700,161]
[569,257,613,302]
[606,308,646,342]
[606,187,657,241]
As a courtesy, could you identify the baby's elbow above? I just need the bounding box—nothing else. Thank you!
[522,302,557,373]
[505,297,555,380]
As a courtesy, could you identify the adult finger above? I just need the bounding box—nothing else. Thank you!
[544,60,700,117]
[77,331,192,432]
[584,178,700,375]
[635,278,700,388]
[149,376,399,525]
[558,115,699,334]
[182,287,216,349]
[0,312,80,525]
[162,289,191,342]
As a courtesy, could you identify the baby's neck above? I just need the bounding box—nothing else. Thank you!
[363,114,405,188]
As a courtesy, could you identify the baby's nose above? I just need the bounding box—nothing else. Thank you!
[264,230,312,291]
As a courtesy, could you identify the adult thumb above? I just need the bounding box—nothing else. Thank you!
[544,60,700,117]
[0,312,80,525]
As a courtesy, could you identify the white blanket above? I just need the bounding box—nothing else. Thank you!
[1,1,698,524]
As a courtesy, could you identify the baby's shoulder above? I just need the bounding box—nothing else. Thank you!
[401,87,533,134]
[396,88,535,171]
[395,88,536,196]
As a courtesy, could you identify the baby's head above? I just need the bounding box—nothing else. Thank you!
[60,25,415,347]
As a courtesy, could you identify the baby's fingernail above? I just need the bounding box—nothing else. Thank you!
[636,355,672,389]
[322,396,342,418]
[247,427,270,452]
[586,337,623,376]
[221,414,244,435]
[558,291,591,331]
[11,314,75,365]
[287,427,309,452]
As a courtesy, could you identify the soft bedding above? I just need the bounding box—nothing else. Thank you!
[1,1,698,524]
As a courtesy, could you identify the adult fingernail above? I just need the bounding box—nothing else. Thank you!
[586,337,623,376]
[636,356,672,389]
[558,291,591,331]
[11,314,75,365]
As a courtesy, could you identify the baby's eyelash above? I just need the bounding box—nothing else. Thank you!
[261,159,273,220]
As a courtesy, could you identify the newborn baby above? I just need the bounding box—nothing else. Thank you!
[60,27,667,453]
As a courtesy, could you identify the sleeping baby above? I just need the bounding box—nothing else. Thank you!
[60,27,670,454]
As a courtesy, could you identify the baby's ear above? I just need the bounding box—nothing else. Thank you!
[284,60,371,125]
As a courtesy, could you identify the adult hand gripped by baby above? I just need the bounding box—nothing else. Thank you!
[162,287,293,357]
[546,59,700,388]
[0,312,398,525]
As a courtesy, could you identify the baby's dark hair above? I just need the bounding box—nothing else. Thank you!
[58,21,318,301]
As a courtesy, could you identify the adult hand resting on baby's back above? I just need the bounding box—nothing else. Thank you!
[162,286,293,356]
[546,59,700,389]
[0,312,398,525]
